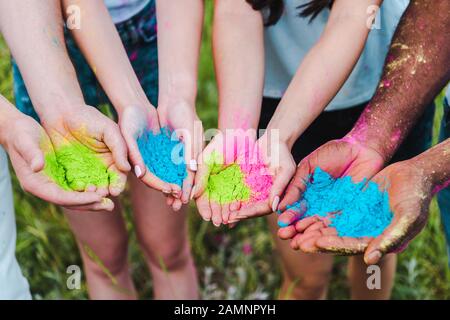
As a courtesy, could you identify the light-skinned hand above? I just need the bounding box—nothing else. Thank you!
[2,113,112,211]
[39,105,130,202]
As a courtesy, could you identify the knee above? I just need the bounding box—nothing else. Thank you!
[283,273,330,300]
[81,237,129,278]
[142,240,193,272]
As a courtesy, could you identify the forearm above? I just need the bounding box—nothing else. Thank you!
[0,0,85,120]
[213,0,264,130]
[156,0,203,108]
[267,0,380,148]
[62,0,152,113]
[0,95,23,146]
[409,138,450,193]
[349,0,450,161]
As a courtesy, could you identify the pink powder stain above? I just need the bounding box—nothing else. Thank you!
[433,179,450,195]
[390,128,402,144]
[238,146,273,205]
[382,79,392,88]
[129,50,138,62]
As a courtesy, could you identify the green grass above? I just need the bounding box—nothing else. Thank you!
[1,3,449,299]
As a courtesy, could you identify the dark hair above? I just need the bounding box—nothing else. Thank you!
[245,0,334,26]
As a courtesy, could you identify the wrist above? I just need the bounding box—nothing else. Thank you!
[345,127,390,163]
[408,141,450,192]
[0,108,24,148]
[158,75,198,108]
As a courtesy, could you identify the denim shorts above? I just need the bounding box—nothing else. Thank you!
[12,0,158,121]
[438,97,450,265]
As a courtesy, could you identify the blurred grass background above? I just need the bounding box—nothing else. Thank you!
[1,2,449,299]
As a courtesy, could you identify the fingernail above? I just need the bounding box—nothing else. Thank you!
[190,185,197,200]
[203,217,211,222]
[134,165,142,178]
[367,250,382,264]
[272,196,280,212]
[189,159,198,172]
[102,198,114,211]
[162,189,172,194]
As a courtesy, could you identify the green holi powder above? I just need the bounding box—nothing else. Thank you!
[44,142,117,191]
[206,152,251,204]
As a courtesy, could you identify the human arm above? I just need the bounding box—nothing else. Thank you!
[0,95,111,210]
[278,0,450,254]
[0,0,130,199]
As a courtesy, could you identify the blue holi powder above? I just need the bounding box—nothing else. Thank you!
[286,168,393,238]
[137,127,187,187]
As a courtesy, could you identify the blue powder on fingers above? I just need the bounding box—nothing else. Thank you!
[137,127,187,187]
[287,168,393,238]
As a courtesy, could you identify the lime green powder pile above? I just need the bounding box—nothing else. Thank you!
[45,142,117,191]
[206,152,250,204]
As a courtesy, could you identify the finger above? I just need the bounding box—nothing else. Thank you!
[108,164,127,197]
[196,193,212,222]
[140,170,174,193]
[193,153,212,199]
[269,166,295,213]
[316,235,371,255]
[277,205,306,228]
[278,160,311,211]
[23,178,104,207]
[104,124,131,172]
[222,203,231,225]
[298,232,322,253]
[210,200,222,227]
[181,171,195,204]
[65,197,115,212]
[166,195,175,206]
[232,202,272,220]
[364,215,412,265]
[277,225,297,240]
[122,127,147,180]
[172,198,183,212]
[295,216,322,233]
[15,137,45,172]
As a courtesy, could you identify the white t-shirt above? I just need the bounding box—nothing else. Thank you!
[104,0,151,23]
[0,147,31,300]
[264,0,409,111]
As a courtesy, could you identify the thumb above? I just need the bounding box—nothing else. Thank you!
[364,215,411,265]
[270,166,295,212]
[193,157,211,199]
[16,138,45,172]
[104,124,131,173]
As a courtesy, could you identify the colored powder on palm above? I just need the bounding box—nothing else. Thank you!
[238,151,273,204]
[205,150,272,205]
[207,161,251,204]
[137,127,187,187]
[287,168,393,238]
[44,142,116,191]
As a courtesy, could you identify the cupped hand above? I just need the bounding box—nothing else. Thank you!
[3,113,112,211]
[277,136,386,253]
[118,105,182,198]
[40,105,130,199]
[361,160,433,264]
[158,100,204,210]
[193,131,243,227]
[227,132,296,222]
